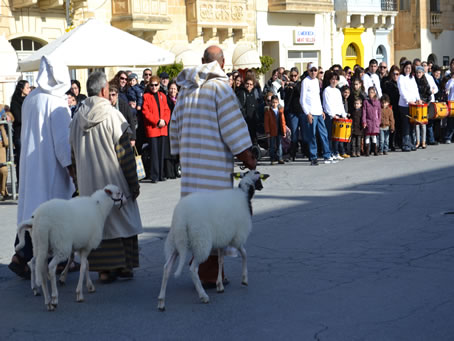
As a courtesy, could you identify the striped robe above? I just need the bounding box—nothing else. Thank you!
[170,61,252,197]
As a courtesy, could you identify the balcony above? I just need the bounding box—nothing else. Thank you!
[12,0,63,9]
[430,12,442,33]
[335,0,397,29]
[268,0,334,13]
[186,0,248,42]
[111,0,172,41]
[381,0,397,12]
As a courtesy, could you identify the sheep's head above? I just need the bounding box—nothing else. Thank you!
[235,170,270,194]
[103,184,126,208]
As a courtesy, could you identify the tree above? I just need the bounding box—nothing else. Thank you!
[157,62,184,80]
[254,56,275,76]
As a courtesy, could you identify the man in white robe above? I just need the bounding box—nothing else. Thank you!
[9,56,74,278]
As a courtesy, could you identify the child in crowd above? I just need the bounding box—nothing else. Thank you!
[379,94,395,155]
[362,87,382,156]
[127,73,144,111]
[341,85,350,113]
[264,95,286,165]
[350,98,363,157]
[349,78,367,112]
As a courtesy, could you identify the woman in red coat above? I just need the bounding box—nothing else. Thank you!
[142,75,171,182]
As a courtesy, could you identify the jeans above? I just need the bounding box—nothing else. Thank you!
[269,135,283,161]
[399,106,414,150]
[414,124,426,145]
[332,140,345,156]
[324,115,334,153]
[289,113,304,143]
[444,117,454,142]
[379,128,390,152]
[304,114,331,160]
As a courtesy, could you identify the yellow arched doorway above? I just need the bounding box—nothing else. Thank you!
[342,28,365,69]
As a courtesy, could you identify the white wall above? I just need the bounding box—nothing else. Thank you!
[420,29,454,66]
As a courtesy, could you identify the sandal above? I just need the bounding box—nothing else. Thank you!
[99,271,117,284]
[8,254,31,279]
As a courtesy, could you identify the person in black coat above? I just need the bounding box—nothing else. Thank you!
[108,84,137,143]
[10,80,30,183]
[236,77,259,144]
[382,65,401,150]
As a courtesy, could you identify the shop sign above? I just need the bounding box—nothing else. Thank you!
[294,29,316,44]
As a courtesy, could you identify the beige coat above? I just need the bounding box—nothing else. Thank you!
[70,96,142,239]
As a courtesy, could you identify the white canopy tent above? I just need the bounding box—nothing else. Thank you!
[232,45,261,70]
[18,19,175,72]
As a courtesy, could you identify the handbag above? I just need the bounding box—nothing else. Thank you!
[134,146,146,181]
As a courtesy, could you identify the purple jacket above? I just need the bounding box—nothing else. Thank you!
[362,98,381,135]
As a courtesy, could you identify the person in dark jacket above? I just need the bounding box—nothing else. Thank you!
[382,65,401,150]
[126,73,143,112]
[71,80,87,104]
[414,66,432,148]
[350,97,364,157]
[109,84,137,144]
[236,77,259,144]
[10,79,30,183]
[284,67,304,160]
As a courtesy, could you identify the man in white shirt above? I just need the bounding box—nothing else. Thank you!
[300,63,335,165]
[363,59,383,98]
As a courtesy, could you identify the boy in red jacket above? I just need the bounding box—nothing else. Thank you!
[264,95,286,164]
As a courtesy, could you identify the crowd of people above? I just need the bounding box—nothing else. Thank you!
[3,47,454,286]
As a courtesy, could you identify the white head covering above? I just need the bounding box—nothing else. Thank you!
[308,62,319,70]
[36,55,70,97]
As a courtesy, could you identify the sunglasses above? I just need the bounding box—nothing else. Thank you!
[290,74,298,77]
[144,73,152,76]
[120,77,127,80]
[379,66,387,69]
[393,73,399,76]
[150,83,159,87]
[109,93,117,97]
[310,69,318,72]
[246,82,254,86]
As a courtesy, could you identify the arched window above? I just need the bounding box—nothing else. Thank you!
[9,37,46,85]
[346,43,357,57]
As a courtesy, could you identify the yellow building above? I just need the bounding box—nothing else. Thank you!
[0,0,259,103]
[394,0,454,66]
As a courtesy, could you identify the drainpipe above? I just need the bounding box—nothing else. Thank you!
[330,11,335,66]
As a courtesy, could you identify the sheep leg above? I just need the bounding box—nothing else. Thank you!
[48,256,65,310]
[39,266,53,311]
[85,258,95,293]
[76,250,89,302]
[157,251,177,311]
[189,260,209,304]
[28,257,40,296]
[58,252,74,285]
[216,249,224,293]
[238,246,248,286]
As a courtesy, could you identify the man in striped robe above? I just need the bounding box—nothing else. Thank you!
[170,45,256,286]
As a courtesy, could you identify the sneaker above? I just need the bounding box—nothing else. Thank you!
[341,154,350,158]
[334,154,344,160]
[445,140,452,144]
[270,161,277,165]
[310,159,319,166]
[324,157,338,164]
[278,160,285,164]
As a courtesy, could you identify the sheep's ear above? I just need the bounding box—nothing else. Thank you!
[260,174,270,181]
[104,188,113,196]
[232,172,243,180]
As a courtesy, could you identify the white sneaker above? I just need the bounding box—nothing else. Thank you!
[334,154,344,160]
[324,157,338,164]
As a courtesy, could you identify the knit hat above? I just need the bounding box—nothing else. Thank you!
[159,72,169,79]
[128,73,138,80]
[415,66,425,73]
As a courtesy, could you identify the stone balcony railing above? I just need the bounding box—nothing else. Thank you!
[430,12,442,33]
[12,0,63,9]
[335,0,397,29]
[186,0,249,42]
[268,0,334,13]
[111,0,172,41]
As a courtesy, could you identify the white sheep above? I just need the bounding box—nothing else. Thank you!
[15,184,125,311]
[157,170,269,311]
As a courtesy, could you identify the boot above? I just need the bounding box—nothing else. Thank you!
[290,142,298,161]
[365,143,370,156]
[373,143,378,156]
[351,144,356,157]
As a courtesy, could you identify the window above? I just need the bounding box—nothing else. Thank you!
[346,44,357,57]
[430,0,440,12]
[9,38,43,51]
[400,0,410,11]
[288,51,303,59]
